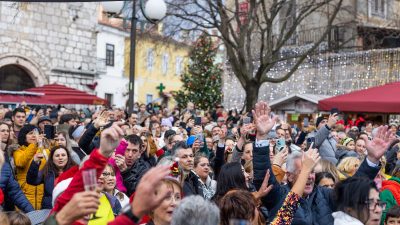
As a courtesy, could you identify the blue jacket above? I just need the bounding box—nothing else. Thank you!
[253,143,380,225]
[26,161,55,209]
[0,157,34,212]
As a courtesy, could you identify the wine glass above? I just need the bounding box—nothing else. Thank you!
[82,169,101,220]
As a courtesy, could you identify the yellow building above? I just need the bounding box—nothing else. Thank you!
[124,32,191,107]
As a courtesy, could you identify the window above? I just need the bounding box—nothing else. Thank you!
[106,44,114,66]
[147,48,154,71]
[370,0,386,18]
[162,53,169,75]
[175,57,183,75]
[146,94,153,104]
[105,93,113,106]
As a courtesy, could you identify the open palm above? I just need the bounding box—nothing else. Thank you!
[364,126,395,163]
[252,101,278,136]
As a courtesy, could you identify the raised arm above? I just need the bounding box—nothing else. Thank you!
[251,101,285,211]
[355,125,395,180]
[26,159,44,185]
[313,114,337,148]
[270,148,320,225]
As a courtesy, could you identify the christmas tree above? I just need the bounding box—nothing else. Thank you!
[174,34,223,110]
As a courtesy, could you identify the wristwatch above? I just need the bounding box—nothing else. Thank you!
[123,206,141,223]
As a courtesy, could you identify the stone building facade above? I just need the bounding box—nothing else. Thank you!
[0,2,101,93]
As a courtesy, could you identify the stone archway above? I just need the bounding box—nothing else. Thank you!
[0,55,47,91]
[0,65,35,91]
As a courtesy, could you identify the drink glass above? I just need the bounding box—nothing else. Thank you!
[82,169,101,220]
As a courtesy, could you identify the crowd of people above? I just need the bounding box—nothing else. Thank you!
[0,101,400,225]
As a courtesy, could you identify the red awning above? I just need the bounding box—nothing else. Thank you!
[318,82,400,113]
[0,91,54,105]
[25,84,107,105]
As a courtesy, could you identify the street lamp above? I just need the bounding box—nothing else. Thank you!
[102,0,167,114]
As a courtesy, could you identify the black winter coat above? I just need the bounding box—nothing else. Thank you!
[253,143,380,225]
[26,161,55,209]
[121,154,155,196]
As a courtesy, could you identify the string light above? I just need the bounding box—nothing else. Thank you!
[223,48,400,110]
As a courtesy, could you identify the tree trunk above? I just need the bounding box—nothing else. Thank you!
[244,82,261,112]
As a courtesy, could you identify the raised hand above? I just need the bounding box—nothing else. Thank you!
[55,191,101,225]
[327,113,338,128]
[273,147,288,167]
[363,125,395,164]
[99,122,124,157]
[302,145,320,173]
[131,165,171,218]
[252,101,278,139]
[254,169,273,199]
[94,110,109,129]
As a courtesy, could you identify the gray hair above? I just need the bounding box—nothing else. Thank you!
[172,141,191,158]
[157,156,175,166]
[286,151,303,173]
[171,195,220,225]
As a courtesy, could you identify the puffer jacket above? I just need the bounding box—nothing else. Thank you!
[13,143,50,210]
[26,160,56,209]
[253,142,380,225]
[121,154,155,196]
[0,154,34,212]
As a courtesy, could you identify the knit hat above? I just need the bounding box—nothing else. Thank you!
[161,118,172,128]
[316,116,327,128]
[341,137,354,146]
[38,116,51,125]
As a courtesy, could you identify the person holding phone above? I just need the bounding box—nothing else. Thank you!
[305,113,339,164]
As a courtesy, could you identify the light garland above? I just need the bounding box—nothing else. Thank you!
[223,48,400,110]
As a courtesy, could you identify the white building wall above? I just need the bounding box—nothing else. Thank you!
[96,24,129,108]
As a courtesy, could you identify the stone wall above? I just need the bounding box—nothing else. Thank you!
[0,2,100,93]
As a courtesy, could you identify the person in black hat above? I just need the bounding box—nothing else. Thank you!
[37,116,52,133]
[306,114,338,164]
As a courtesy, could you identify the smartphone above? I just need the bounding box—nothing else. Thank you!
[303,117,309,127]
[212,135,220,143]
[195,117,202,126]
[276,138,286,152]
[195,133,204,147]
[306,137,315,149]
[44,125,55,140]
[243,117,251,125]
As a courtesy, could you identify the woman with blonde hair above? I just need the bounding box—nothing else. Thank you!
[313,159,342,182]
[337,157,360,179]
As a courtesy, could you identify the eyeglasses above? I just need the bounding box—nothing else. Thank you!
[364,199,386,210]
[101,172,115,177]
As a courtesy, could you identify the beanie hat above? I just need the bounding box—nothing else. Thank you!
[341,137,354,146]
[38,116,52,125]
[161,118,172,128]
[316,116,327,128]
